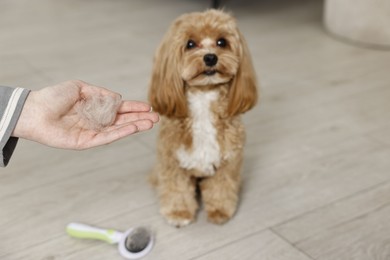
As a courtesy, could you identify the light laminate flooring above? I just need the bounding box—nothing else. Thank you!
[1,0,390,259]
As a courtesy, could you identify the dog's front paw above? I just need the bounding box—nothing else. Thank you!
[207,209,232,225]
[164,210,194,228]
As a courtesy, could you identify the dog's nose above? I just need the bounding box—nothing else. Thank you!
[203,53,218,67]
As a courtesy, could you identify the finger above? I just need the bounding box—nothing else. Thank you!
[114,112,159,125]
[132,119,155,132]
[96,120,155,146]
[100,118,154,133]
[104,119,154,132]
[83,123,139,148]
[118,100,152,113]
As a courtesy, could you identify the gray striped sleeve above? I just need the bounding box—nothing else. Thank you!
[0,86,30,167]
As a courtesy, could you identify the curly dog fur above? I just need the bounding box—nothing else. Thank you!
[148,10,258,227]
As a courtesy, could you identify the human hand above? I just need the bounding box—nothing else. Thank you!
[12,80,159,150]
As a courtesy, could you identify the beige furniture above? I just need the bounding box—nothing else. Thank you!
[324,0,390,49]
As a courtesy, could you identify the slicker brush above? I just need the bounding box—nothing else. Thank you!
[66,223,154,259]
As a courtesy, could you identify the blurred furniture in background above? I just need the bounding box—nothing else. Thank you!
[211,0,220,9]
[324,0,390,49]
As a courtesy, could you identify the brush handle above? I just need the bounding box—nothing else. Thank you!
[66,222,123,244]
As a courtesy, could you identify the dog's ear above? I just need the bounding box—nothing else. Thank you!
[227,31,258,116]
[148,29,188,118]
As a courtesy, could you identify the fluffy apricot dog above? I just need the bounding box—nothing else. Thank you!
[148,9,258,227]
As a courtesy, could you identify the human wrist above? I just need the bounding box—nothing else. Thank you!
[12,90,40,141]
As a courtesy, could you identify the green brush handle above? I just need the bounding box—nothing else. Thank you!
[66,222,123,244]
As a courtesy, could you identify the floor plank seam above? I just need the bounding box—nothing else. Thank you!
[94,201,158,225]
[294,199,390,247]
[273,180,390,246]
[270,228,316,260]
[188,228,269,260]
[0,233,64,258]
[0,149,154,203]
[272,178,390,232]
[249,72,390,131]
[0,162,120,202]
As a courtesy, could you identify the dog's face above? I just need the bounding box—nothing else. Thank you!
[149,10,257,117]
[179,13,241,87]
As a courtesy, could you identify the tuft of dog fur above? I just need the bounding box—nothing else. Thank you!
[148,9,258,227]
[77,95,121,131]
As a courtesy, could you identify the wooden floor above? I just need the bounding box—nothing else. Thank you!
[1,0,390,259]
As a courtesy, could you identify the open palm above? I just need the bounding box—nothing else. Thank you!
[13,80,159,149]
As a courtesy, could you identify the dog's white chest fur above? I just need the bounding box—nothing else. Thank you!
[176,90,220,175]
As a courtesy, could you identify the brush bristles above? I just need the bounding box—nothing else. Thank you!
[125,227,151,253]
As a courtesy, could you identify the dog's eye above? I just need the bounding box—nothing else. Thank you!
[186,40,197,49]
[217,38,227,48]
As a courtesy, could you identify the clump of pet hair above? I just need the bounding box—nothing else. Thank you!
[77,94,122,131]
